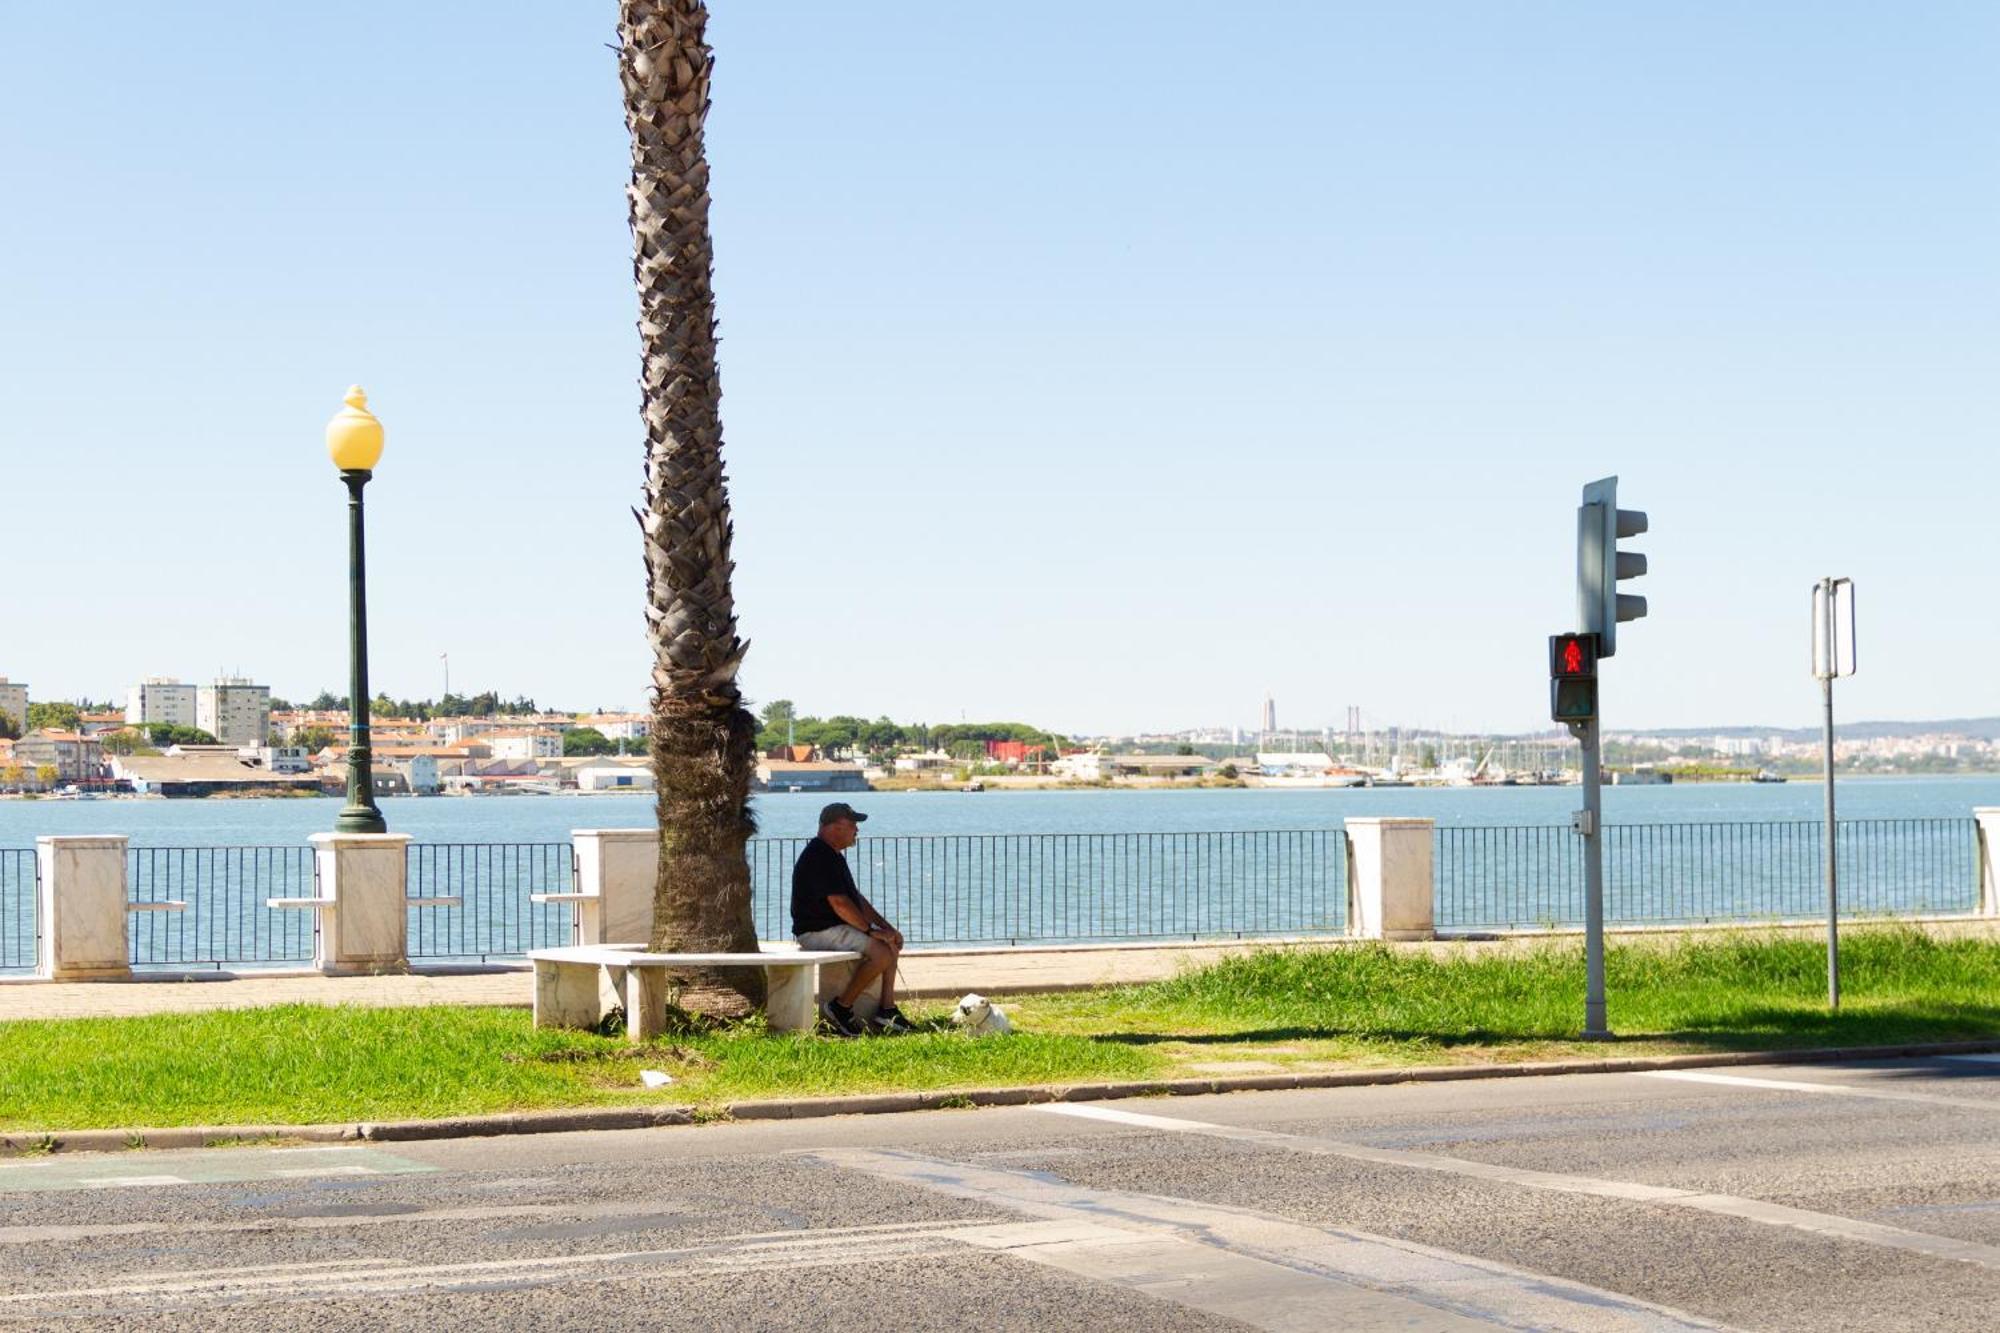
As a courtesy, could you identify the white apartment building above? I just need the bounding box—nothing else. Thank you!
[127,677,199,728]
[483,730,562,761]
[0,678,27,734]
[581,713,650,742]
[196,678,272,747]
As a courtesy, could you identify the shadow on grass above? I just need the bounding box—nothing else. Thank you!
[1079,1004,2000,1054]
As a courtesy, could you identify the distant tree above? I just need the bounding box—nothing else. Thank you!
[34,764,59,788]
[563,727,616,757]
[291,725,339,752]
[268,696,294,712]
[0,764,21,788]
[1175,744,1195,756]
[1218,762,1239,779]
[145,723,218,747]
[0,710,18,740]
[307,690,348,711]
[99,729,161,756]
[27,702,81,732]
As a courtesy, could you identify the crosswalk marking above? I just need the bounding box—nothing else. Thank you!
[1637,1067,2000,1110]
[0,1146,430,1195]
[1033,1100,2000,1272]
[0,1221,985,1310]
[269,1166,381,1178]
[812,1146,1732,1331]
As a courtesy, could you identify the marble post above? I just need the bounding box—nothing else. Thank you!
[570,829,656,947]
[1976,810,2000,918]
[308,832,413,974]
[35,835,131,980]
[1345,817,1436,940]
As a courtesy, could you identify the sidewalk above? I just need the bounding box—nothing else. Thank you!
[4,918,1994,1023]
[0,937,1337,1022]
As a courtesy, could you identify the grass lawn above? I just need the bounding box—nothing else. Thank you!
[3,927,1997,1134]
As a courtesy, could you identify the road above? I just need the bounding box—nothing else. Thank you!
[2,1055,1997,1329]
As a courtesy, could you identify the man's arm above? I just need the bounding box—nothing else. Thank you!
[826,894,901,948]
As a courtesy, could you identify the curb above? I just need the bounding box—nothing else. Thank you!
[8,1036,1999,1156]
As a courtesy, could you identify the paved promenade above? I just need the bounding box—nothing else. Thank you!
[3,919,1993,1023]
[0,938,1324,1022]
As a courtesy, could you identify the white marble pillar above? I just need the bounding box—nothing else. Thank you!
[35,835,132,980]
[1345,817,1436,940]
[571,829,657,947]
[1976,809,2000,918]
[308,832,413,974]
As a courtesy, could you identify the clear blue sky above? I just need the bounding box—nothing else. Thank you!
[3,3,1993,736]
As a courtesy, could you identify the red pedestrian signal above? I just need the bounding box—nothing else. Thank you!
[1549,632,1599,723]
[1549,632,1598,679]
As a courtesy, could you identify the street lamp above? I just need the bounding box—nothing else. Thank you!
[327,385,387,835]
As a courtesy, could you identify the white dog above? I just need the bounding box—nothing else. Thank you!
[952,992,1013,1036]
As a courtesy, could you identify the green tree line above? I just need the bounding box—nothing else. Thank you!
[755,700,1066,759]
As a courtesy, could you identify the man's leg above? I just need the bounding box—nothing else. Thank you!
[876,940,900,1009]
[838,938,896,1008]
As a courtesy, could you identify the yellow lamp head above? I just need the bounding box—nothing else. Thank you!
[326,385,385,471]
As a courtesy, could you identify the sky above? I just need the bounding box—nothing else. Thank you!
[2,3,1994,737]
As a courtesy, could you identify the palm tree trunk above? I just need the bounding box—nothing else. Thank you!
[618,0,762,1012]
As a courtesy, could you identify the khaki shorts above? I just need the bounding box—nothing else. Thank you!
[796,923,875,953]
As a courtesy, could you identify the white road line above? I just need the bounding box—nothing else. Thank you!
[268,1166,381,1178]
[0,1221,984,1308]
[1636,1068,2000,1110]
[811,1147,1730,1331]
[0,1205,946,1248]
[1033,1101,2000,1272]
[78,1175,188,1188]
[1941,1054,2000,1065]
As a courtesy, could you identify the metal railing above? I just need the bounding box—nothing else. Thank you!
[406,842,575,962]
[1,848,36,972]
[126,846,317,968]
[750,829,1349,944]
[1437,817,1979,931]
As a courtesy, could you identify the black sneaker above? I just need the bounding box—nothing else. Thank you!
[821,998,864,1038]
[869,1004,916,1035]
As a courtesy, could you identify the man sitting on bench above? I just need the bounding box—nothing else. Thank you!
[793,802,914,1036]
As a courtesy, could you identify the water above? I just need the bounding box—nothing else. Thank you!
[3,775,1997,847]
[3,779,1993,970]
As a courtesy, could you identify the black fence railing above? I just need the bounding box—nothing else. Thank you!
[1437,818,1979,931]
[750,829,1349,944]
[1,848,36,972]
[406,842,575,962]
[1,818,1986,976]
[126,846,317,968]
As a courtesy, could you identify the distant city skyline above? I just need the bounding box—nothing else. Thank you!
[5,5,1994,736]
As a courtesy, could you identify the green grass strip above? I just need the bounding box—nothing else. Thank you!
[2,927,1997,1133]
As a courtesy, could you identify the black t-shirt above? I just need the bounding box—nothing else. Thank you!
[791,836,861,935]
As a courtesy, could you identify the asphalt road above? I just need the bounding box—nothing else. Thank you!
[3,1055,1998,1330]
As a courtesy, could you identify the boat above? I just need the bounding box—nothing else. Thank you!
[1752,769,1787,784]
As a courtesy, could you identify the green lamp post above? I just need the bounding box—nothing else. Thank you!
[327,386,388,835]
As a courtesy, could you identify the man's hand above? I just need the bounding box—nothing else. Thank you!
[872,923,904,950]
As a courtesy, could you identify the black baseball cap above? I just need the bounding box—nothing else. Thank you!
[819,802,868,826]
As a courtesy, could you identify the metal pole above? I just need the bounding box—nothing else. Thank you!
[337,469,387,835]
[1822,578,1839,1009]
[1581,715,1607,1037]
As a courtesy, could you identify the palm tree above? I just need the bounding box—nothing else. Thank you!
[617,0,762,1010]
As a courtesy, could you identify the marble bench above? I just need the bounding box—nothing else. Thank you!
[527,943,862,1040]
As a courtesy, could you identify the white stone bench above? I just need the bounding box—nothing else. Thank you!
[528,943,862,1040]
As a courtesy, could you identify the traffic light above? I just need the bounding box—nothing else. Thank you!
[1578,476,1647,657]
[1549,631,1598,723]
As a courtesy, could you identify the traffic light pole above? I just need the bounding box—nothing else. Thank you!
[1821,578,1840,1010]
[1577,715,1607,1038]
